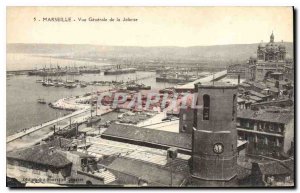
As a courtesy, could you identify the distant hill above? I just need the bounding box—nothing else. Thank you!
[7,43,294,63]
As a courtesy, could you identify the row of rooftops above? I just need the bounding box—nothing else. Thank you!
[237,109,294,125]
[7,144,72,168]
[8,142,293,187]
[7,104,293,167]
[7,120,293,186]
[242,81,279,93]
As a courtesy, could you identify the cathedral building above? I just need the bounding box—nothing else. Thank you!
[247,32,293,81]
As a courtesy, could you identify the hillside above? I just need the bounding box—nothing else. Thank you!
[7,42,294,63]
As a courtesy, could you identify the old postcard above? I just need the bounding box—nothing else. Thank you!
[6,6,294,187]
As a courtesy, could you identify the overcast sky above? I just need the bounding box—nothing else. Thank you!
[7,7,293,46]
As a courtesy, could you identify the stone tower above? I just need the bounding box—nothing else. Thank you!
[191,82,238,187]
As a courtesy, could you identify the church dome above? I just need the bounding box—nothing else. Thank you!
[266,42,279,52]
[266,43,272,51]
[258,43,265,48]
[273,44,279,51]
[279,43,286,49]
[250,54,257,60]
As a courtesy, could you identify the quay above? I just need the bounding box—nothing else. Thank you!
[7,88,115,150]
[6,107,113,152]
[6,109,88,143]
[175,70,228,92]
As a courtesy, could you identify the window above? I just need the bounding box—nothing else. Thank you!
[276,138,281,147]
[264,137,268,145]
[279,124,284,133]
[203,94,210,120]
[182,124,187,132]
[232,94,236,121]
[236,119,241,126]
[269,124,274,131]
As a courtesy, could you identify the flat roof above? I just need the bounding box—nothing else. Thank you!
[237,109,294,124]
[249,90,267,98]
[107,157,188,186]
[102,123,192,150]
[85,137,190,166]
[102,123,249,151]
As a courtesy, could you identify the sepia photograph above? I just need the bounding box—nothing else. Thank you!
[6,6,295,188]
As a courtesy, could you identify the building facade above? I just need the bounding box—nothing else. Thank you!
[236,109,294,159]
[248,32,293,81]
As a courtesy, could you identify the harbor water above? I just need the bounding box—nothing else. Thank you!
[6,54,175,136]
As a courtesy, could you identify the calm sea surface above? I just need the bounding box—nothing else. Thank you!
[6,54,174,136]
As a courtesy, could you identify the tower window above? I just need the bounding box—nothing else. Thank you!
[182,124,187,132]
[232,94,236,121]
[203,94,210,120]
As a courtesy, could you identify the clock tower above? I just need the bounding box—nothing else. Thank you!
[191,82,238,186]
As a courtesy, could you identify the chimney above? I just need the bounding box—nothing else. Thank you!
[238,74,240,85]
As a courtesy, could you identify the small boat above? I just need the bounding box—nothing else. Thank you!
[127,83,151,91]
[65,82,77,89]
[36,79,43,83]
[37,98,46,104]
[42,80,54,87]
[140,84,151,90]
[80,82,87,88]
[55,124,77,138]
[54,82,64,87]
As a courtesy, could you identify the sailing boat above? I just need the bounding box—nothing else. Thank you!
[41,63,54,87]
[54,63,64,87]
[54,75,64,87]
[42,75,54,87]
[65,67,77,88]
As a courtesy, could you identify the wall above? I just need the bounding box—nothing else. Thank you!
[179,107,194,134]
[6,160,69,184]
[283,119,294,154]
